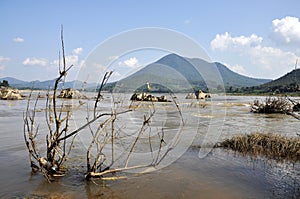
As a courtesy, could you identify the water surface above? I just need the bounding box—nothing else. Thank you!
[0,93,299,198]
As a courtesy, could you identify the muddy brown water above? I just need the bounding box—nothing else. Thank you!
[0,93,299,199]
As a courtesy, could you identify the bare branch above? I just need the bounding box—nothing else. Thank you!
[85,164,151,179]
[125,104,155,167]
[94,71,113,118]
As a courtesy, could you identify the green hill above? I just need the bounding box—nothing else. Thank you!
[113,54,270,93]
[252,69,300,93]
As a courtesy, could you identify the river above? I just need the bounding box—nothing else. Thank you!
[0,92,299,198]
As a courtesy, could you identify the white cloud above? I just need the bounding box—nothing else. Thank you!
[211,32,300,78]
[111,71,122,78]
[13,37,24,43]
[0,56,10,71]
[211,32,263,51]
[52,48,85,68]
[248,45,298,70]
[65,54,79,66]
[92,63,107,75]
[271,16,300,45]
[73,47,83,55]
[23,57,48,66]
[184,19,191,24]
[52,55,78,67]
[79,60,85,67]
[0,56,10,62]
[119,57,139,68]
[224,63,248,76]
[108,55,119,61]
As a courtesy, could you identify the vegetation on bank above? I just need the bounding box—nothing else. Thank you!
[225,85,300,95]
[218,133,300,162]
[226,68,300,95]
[0,80,10,87]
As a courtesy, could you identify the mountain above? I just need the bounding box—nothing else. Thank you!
[0,77,85,90]
[114,54,271,92]
[185,57,270,88]
[250,69,300,93]
[0,77,27,86]
[0,54,272,92]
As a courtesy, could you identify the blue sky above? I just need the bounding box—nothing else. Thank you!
[1,0,300,81]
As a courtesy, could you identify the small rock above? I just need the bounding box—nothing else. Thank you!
[130,92,170,102]
[185,90,211,99]
[57,88,88,99]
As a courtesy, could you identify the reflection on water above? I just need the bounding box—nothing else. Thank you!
[0,92,299,198]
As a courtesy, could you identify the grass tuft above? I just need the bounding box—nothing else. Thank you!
[219,133,300,162]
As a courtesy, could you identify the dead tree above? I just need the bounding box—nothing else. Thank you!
[24,27,76,180]
[24,27,184,181]
[23,28,130,180]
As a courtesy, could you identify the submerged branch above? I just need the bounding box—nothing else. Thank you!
[85,164,151,180]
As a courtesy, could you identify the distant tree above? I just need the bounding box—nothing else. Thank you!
[0,80,10,87]
[217,84,223,91]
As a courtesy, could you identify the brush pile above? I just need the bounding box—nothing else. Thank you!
[250,97,293,113]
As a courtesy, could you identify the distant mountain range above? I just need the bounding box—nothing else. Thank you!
[0,54,272,92]
[0,77,86,90]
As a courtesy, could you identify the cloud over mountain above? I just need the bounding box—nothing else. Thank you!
[118,57,140,68]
